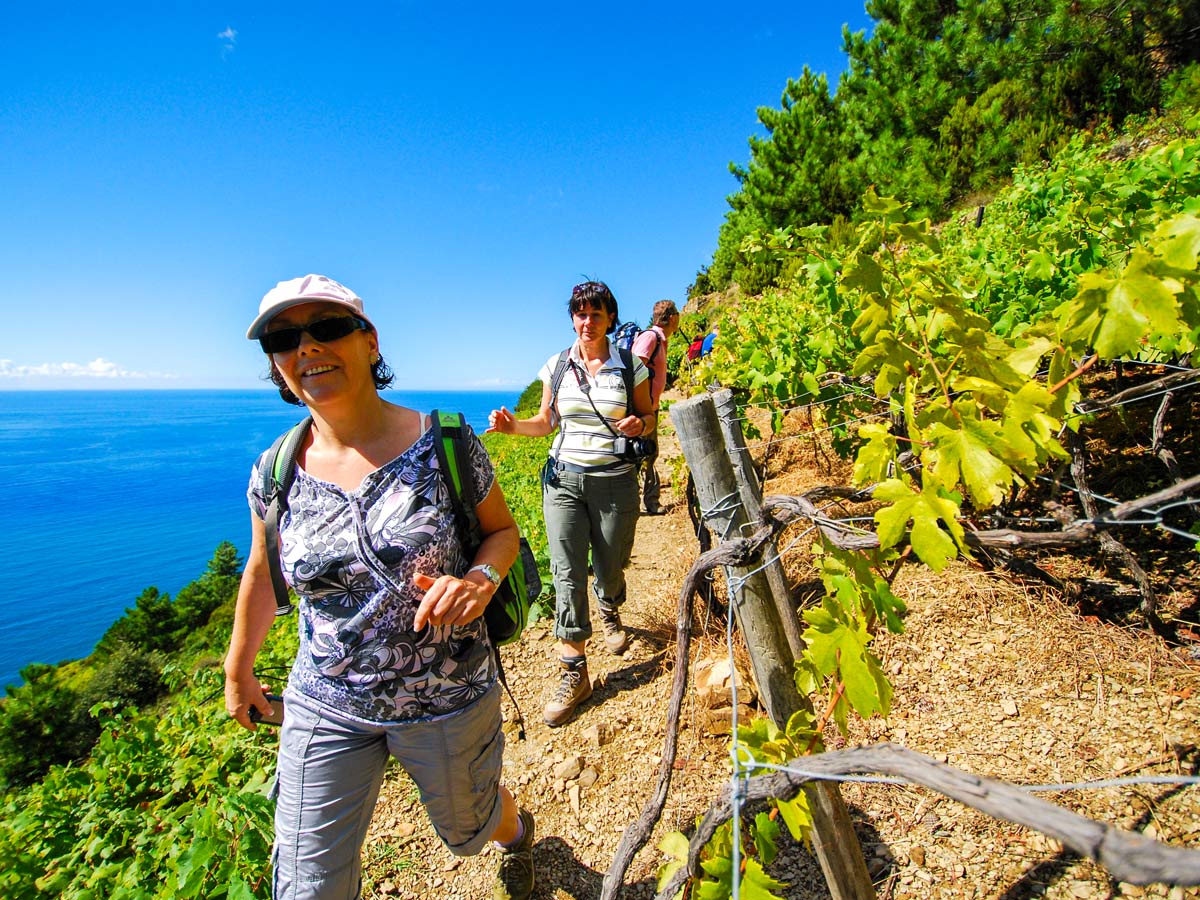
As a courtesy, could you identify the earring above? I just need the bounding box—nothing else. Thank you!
[371,355,381,365]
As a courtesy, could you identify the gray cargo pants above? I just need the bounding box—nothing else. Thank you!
[542,465,639,644]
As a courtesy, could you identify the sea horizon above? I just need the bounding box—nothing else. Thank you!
[1,387,520,687]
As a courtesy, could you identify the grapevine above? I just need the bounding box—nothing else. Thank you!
[663,124,1200,899]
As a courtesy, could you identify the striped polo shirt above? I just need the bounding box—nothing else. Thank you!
[538,339,649,475]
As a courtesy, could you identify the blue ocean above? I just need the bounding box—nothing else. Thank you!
[0,389,517,688]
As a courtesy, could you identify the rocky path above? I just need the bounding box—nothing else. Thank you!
[360,423,1200,900]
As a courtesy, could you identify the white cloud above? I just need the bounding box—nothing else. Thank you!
[0,358,175,380]
[217,26,237,54]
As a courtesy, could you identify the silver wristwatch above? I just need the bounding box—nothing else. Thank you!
[467,563,502,586]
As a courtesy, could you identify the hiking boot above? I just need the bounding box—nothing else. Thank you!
[494,807,536,900]
[543,660,592,727]
[598,607,630,655]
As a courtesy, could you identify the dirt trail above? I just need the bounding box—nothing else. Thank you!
[362,414,1200,900]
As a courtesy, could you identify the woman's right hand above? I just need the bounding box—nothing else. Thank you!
[487,406,515,434]
[225,672,273,731]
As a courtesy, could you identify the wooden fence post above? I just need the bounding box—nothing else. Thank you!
[671,392,876,900]
[712,388,807,662]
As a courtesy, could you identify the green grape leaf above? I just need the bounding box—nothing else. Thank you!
[801,605,892,719]
[1000,382,1067,468]
[775,793,813,844]
[851,300,891,342]
[754,811,780,866]
[874,479,963,571]
[1115,250,1181,337]
[1006,336,1055,378]
[923,412,1014,508]
[659,831,691,862]
[697,854,734,900]
[862,188,905,216]
[1025,250,1056,280]
[657,832,691,898]
[844,253,885,297]
[895,220,941,252]
[740,857,789,900]
[1072,251,1183,359]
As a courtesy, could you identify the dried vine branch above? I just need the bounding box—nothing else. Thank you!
[601,529,773,900]
[1104,471,1200,522]
[655,743,1200,899]
[1074,368,1200,414]
[1068,430,1158,619]
[1152,392,1183,482]
[601,469,1197,894]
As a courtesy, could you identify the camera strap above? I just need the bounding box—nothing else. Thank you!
[569,360,627,440]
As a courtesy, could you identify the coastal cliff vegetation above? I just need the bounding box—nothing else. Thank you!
[3,1,1199,896]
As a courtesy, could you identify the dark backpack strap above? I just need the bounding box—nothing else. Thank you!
[647,331,662,385]
[617,346,636,417]
[262,417,313,616]
[546,349,572,460]
[547,349,571,420]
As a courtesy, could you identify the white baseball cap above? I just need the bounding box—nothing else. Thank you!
[246,274,373,339]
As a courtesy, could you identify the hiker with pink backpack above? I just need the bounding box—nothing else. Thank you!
[623,300,679,515]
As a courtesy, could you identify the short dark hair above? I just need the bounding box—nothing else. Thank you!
[568,280,619,334]
[651,300,679,326]
[266,355,395,406]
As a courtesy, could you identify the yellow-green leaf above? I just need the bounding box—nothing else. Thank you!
[1155,214,1200,270]
[923,411,1014,508]
[874,480,963,571]
[853,423,897,486]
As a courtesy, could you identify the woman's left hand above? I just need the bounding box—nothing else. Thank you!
[615,414,647,436]
[411,571,494,629]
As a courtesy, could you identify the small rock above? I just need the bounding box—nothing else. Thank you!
[582,723,612,747]
[396,822,416,838]
[568,783,581,816]
[554,755,583,780]
[443,858,461,872]
[1000,699,1019,717]
[579,766,599,789]
[909,845,926,867]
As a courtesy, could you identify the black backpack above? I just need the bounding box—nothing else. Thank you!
[610,323,661,385]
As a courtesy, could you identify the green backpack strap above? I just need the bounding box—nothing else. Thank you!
[430,410,481,548]
[430,409,529,738]
[262,416,312,616]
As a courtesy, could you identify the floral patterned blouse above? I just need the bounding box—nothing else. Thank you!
[247,419,496,723]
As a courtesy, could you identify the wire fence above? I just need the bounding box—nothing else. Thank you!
[681,382,1200,899]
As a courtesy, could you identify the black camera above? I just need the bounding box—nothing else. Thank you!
[613,436,656,462]
[249,694,285,727]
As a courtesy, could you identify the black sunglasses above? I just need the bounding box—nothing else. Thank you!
[259,316,369,354]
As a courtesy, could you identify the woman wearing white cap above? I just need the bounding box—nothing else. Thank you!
[224,274,536,900]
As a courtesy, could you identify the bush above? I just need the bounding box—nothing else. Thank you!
[83,645,164,710]
[514,379,543,417]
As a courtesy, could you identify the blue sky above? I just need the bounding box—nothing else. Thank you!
[0,2,872,392]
